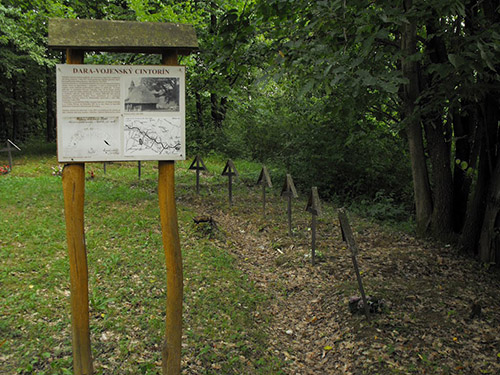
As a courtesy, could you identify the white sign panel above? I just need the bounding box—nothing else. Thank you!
[56,64,185,162]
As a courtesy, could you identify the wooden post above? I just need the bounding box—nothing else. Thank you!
[196,163,200,195]
[188,156,207,195]
[281,174,298,237]
[287,194,292,236]
[222,159,238,207]
[311,214,317,265]
[103,162,107,174]
[138,161,142,180]
[7,142,12,171]
[338,208,370,320]
[62,48,93,375]
[306,187,322,266]
[257,166,272,218]
[228,173,233,206]
[263,186,267,216]
[158,51,183,375]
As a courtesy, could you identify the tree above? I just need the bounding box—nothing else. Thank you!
[254,0,500,261]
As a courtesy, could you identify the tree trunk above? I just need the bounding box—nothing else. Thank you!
[211,92,220,128]
[478,92,500,262]
[0,103,7,140]
[401,0,433,236]
[479,153,500,263]
[422,17,454,238]
[452,109,474,232]
[11,77,19,141]
[195,92,204,129]
[425,119,454,238]
[46,66,56,141]
[460,95,498,256]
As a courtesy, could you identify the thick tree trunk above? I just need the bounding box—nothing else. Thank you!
[423,17,454,238]
[479,153,500,262]
[460,94,498,256]
[478,92,500,262]
[425,119,454,238]
[460,142,490,255]
[401,0,433,236]
[452,109,474,232]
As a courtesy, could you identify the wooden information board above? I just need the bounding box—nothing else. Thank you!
[49,18,198,375]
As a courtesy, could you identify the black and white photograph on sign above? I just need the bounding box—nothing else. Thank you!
[124,77,180,112]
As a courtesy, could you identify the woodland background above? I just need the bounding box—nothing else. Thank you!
[0,0,499,262]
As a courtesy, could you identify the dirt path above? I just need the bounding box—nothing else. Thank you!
[183,189,500,374]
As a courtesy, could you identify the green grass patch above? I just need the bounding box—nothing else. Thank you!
[0,155,283,374]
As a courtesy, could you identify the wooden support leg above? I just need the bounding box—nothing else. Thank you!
[262,184,266,218]
[311,214,317,266]
[227,174,232,206]
[158,161,183,375]
[196,168,200,195]
[7,144,13,171]
[62,163,93,375]
[287,195,293,236]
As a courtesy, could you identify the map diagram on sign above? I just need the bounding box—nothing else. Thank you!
[61,117,121,158]
[124,117,182,156]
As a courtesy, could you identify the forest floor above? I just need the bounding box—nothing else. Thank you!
[1,154,500,374]
[179,180,500,374]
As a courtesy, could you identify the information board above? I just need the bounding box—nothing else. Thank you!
[56,64,185,162]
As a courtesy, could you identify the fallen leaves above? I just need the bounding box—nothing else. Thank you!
[184,186,500,374]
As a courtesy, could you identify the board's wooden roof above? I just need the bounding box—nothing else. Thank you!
[48,18,198,55]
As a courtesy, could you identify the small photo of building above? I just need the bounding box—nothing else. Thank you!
[124,78,180,112]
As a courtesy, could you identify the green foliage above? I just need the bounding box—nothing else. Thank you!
[221,78,412,204]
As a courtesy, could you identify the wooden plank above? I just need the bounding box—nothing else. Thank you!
[158,52,183,375]
[62,48,93,375]
[7,139,21,151]
[338,208,359,256]
[6,142,12,171]
[63,164,93,374]
[221,160,238,205]
[280,174,298,198]
[338,208,369,319]
[256,165,272,188]
[311,214,317,266]
[48,18,198,55]
[221,159,239,177]
[306,186,322,216]
[188,155,207,171]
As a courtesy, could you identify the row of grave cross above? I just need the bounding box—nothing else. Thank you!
[188,155,369,317]
[189,155,324,264]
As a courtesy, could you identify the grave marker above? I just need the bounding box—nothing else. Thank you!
[256,166,272,217]
[338,208,370,320]
[188,155,207,194]
[0,139,21,171]
[222,159,238,206]
[280,174,298,236]
[305,187,322,265]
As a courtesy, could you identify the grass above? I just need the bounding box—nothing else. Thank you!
[0,152,284,374]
